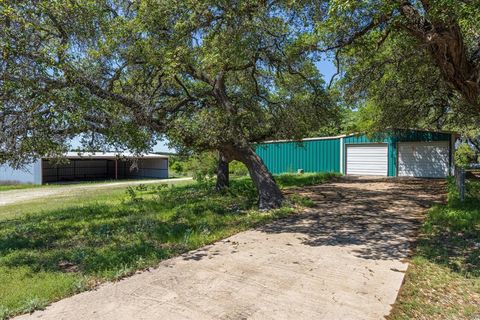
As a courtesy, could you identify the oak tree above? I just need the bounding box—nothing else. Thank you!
[0,0,334,209]
[297,0,480,130]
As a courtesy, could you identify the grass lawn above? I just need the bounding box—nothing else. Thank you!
[389,178,480,320]
[0,184,40,192]
[0,179,193,222]
[0,172,336,319]
[0,178,185,193]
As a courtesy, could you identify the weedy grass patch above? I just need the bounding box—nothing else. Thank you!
[389,178,480,320]
[0,173,335,319]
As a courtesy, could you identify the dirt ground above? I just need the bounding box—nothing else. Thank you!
[0,177,192,206]
[16,177,446,320]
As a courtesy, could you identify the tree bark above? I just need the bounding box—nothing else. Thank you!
[225,144,284,210]
[215,150,230,191]
[399,3,480,110]
[210,71,283,209]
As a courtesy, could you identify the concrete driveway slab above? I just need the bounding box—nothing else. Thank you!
[15,177,445,320]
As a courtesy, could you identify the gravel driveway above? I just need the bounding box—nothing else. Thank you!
[0,177,192,206]
[16,177,445,320]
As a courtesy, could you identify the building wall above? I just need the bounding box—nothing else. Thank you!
[0,160,41,184]
[42,159,114,183]
[120,158,168,179]
[42,158,168,183]
[256,139,340,174]
[257,130,453,177]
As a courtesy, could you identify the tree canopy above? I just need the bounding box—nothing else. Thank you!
[2,0,479,207]
[295,0,480,132]
[0,0,338,208]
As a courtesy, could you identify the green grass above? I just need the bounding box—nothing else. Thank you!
[389,178,480,320]
[274,172,340,188]
[0,177,190,193]
[0,172,335,319]
[0,184,40,192]
[0,179,192,222]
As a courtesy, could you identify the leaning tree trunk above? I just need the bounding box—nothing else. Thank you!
[229,144,284,210]
[215,150,230,191]
[211,74,283,209]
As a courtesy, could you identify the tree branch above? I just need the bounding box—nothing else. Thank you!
[328,51,341,89]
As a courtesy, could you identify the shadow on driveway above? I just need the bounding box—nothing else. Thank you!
[259,177,446,261]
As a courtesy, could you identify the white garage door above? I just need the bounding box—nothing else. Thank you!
[346,144,388,176]
[398,141,449,178]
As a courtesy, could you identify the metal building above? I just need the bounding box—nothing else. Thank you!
[256,129,458,178]
[0,152,169,184]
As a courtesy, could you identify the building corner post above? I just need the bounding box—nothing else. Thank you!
[339,137,344,174]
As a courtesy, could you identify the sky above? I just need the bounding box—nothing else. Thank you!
[72,58,337,153]
[316,57,338,87]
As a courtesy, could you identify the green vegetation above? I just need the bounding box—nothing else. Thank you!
[0,180,193,222]
[0,178,190,193]
[274,172,338,189]
[309,1,480,133]
[389,178,480,320]
[455,143,478,168]
[0,173,335,319]
[0,184,39,192]
[2,1,339,210]
[169,153,249,181]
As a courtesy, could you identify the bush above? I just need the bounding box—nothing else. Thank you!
[169,158,186,176]
[229,160,248,177]
[447,176,480,204]
[454,143,476,168]
[169,152,217,181]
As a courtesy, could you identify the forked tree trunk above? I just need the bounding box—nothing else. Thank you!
[228,144,283,210]
[211,75,283,209]
[215,150,230,191]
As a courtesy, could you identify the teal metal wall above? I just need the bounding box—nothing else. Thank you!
[255,139,340,174]
[257,130,453,176]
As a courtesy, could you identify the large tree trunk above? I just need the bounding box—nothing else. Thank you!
[226,144,283,210]
[210,73,283,209]
[215,150,230,191]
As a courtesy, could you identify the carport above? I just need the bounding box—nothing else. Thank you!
[41,152,168,183]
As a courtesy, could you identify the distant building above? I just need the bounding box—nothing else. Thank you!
[0,152,169,184]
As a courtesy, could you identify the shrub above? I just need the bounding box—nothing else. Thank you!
[229,161,249,177]
[455,143,476,168]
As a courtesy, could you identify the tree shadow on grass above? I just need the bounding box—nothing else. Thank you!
[0,184,257,277]
[415,197,480,277]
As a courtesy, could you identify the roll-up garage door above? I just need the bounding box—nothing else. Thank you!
[398,141,449,178]
[346,144,388,176]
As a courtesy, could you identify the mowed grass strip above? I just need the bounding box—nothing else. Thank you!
[0,173,336,319]
[0,179,192,222]
[389,178,480,320]
[0,184,40,192]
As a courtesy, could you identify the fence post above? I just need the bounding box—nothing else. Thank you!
[459,168,465,202]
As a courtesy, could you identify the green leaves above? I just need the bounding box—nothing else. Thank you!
[1,0,336,166]
[455,143,477,169]
[302,0,480,133]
